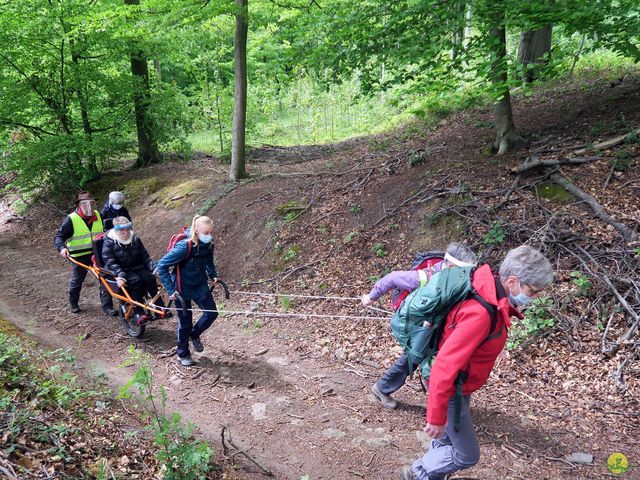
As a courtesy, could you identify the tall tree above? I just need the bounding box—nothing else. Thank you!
[230,0,249,181]
[124,0,161,167]
[517,26,552,82]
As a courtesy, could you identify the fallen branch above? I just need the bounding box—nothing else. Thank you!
[549,172,637,241]
[574,127,640,155]
[511,156,602,174]
[221,425,273,476]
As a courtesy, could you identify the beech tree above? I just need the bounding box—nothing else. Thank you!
[230,0,249,181]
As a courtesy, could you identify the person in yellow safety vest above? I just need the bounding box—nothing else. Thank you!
[54,191,116,315]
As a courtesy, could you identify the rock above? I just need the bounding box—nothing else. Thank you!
[95,400,107,410]
[565,452,593,464]
[416,430,431,449]
[251,403,267,421]
[323,428,346,439]
[266,356,289,366]
[365,437,393,447]
[334,348,347,361]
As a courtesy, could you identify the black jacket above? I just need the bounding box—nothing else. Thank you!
[100,201,132,231]
[102,233,155,278]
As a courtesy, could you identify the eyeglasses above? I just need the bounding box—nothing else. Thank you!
[522,283,543,297]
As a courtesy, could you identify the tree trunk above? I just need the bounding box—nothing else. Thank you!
[230,0,248,181]
[488,12,521,155]
[450,1,466,61]
[153,59,162,82]
[124,0,161,168]
[71,47,99,179]
[517,25,552,82]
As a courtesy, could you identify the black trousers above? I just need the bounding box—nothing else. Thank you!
[69,255,113,309]
[122,269,158,307]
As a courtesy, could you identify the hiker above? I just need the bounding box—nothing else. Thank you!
[156,215,219,367]
[54,191,116,315]
[102,216,161,324]
[400,245,553,480]
[363,242,478,409]
[100,191,131,231]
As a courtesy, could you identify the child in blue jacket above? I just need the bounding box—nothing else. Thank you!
[157,215,219,366]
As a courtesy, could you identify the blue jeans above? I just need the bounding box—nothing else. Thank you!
[412,395,479,480]
[175,290,218,358]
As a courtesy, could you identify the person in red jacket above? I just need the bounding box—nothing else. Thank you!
[401,245,553,480]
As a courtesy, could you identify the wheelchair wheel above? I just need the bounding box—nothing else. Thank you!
[118,304,146,338]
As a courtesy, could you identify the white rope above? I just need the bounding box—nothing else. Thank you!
[150,303,389,321]
[228,290,362,301]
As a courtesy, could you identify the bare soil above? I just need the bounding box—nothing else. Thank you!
[1,73,639,479]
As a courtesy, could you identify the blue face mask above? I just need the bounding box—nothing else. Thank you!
[198,234,212,244]
[111,204,123,211]
[508,281,533,307]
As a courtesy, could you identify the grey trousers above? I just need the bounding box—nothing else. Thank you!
[376,352,417,394]
[412,395,479,480]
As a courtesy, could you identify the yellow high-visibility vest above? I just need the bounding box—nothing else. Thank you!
[65,211,103,258]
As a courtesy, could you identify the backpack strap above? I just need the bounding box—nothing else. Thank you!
[468,289,499,342]
[175,241,193,294]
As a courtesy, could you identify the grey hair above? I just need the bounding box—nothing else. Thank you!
[499,245,553,287]
[109,191,125,205]
[112,216,130,226]
[445,242,477,265]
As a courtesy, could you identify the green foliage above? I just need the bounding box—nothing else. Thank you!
[483,221,506,246]
[571,271,592,297]
[284,245,300,262]
[344,230,359,243]
[349,203,362,215]
[280,295,294,311]
[507,297,555,349]
[119,347,214,479]
[372,242,387,258]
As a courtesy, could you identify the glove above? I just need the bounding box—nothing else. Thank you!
[361,294,374,307]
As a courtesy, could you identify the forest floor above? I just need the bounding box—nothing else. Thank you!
[1,73,639,479]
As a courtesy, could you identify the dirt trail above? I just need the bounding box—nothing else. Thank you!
[0,219,630,480]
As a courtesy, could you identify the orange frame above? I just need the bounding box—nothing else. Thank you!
[68,256,167,320]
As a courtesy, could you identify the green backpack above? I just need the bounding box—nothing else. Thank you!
[390,266,499,430]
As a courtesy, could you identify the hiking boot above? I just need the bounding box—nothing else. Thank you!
[372,383,398,409]
[103,307,118,317]
[70,303,81,314]
[400,466,416,480]
[178,355,195,367]
[136,314,149,326]
[191,337,204,353]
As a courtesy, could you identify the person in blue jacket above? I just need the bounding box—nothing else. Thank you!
[156,215,219,366]
[100,191,132,231]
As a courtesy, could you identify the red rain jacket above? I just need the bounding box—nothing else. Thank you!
[426,264,522,426]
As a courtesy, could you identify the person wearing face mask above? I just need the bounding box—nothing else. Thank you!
[102,216,160,323]
[399,245,553,480]
[54,191,116,315]
[100,191,131,232]
[156,215,219,366]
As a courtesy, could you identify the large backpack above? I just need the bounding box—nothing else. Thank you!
[391,251,445,310]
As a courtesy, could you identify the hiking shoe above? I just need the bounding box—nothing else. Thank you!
[178,355,195,367]
[136,314,149,326]
[372,383,398,409]
[103,307,118,317]
[191,337,204,353]
[70,303,81,314]
[400,466,416,480]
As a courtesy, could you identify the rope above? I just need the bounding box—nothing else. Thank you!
[149,303,389,321]
[228,290,362,301]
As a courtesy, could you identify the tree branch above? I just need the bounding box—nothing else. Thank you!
[511,156,603,174]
